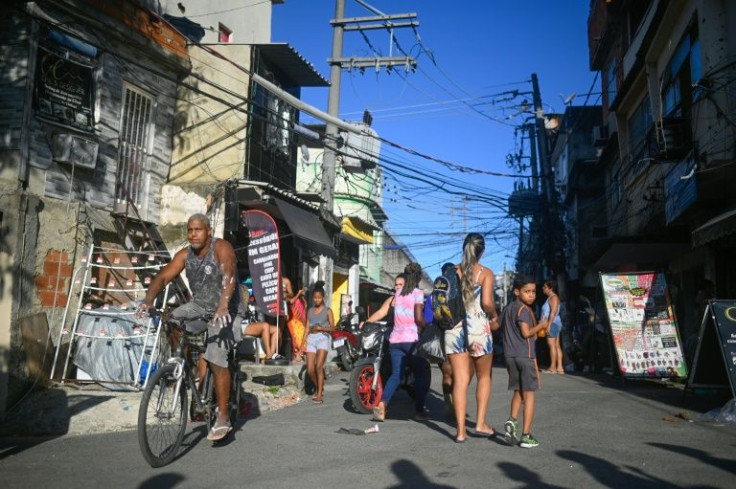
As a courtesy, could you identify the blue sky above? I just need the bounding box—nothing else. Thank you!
[272,1,598,279]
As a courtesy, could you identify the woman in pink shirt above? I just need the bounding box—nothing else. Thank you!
[370,263,428,421]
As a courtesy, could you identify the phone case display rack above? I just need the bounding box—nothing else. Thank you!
[50,242,171,389]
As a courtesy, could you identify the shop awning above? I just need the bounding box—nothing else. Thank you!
[341,216,377,244]
[359,280,394,297]
[692,208,736,247]
[593,242,691,269]
[274,198,337,258]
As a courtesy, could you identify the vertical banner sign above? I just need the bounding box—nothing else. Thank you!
[600,272,688,379]
[243,210,281,317]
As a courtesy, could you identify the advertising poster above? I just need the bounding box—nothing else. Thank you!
[34,46,95,132]
[600,272,687,378]
[242,210,281,317]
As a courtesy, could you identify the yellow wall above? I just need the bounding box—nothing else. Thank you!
[332,273,348,320]
[169,44,252,184]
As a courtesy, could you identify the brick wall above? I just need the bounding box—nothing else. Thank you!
[34,250,72,308]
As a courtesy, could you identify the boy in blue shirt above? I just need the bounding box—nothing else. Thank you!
[501,274,548,448]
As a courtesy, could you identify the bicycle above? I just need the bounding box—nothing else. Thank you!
[137,309,243,467]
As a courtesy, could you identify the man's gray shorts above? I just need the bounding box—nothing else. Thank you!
[506,357,539,392]
[171,302,241,369]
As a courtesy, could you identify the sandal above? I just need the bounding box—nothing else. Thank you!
[313,397,323,404]
[206,419,232,442]
[479,428,498,437]
[542,369,557,374]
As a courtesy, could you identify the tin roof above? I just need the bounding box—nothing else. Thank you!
[254,43,329,87]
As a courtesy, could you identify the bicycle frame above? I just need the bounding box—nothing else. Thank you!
[156,317,212,419]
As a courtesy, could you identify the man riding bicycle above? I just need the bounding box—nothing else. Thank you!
[138,213,241,442]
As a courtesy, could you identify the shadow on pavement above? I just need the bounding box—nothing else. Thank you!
[386,459,457,488]
[562,371,731,414]
[497,461,568,489]
[137,472,186,489]
[1,388,113,435]
[648,442,736,476]
[557,449,723,489]
[0,387,112,459]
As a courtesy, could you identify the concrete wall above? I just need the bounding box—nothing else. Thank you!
[161,0,273,44]
[168,44,252,185]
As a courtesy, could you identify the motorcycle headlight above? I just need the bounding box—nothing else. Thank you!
[361,331,382,351]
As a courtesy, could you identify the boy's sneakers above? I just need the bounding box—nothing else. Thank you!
[504,417,519,445]
[519,433,539,448]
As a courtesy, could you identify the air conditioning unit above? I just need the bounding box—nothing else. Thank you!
[340,124,381,173]
[51,133,99,169]
[592,125,608,146]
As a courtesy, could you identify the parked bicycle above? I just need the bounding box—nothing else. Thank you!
[137,309,243,467]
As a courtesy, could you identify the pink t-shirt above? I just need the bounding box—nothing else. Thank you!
[389,288,424,343]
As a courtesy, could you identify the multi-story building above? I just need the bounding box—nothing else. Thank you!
[295,121,388,316]
[586,0,736,341]
[0,0,340,412]
[550,105,605,299]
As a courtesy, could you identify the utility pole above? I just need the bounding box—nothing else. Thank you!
[531,73,564,283]
[527,123,539,194]
[322,0,418,209]
[531,73,551,206]
[321,0,418,299]
[531,73,553,279]
[322,0,346,210]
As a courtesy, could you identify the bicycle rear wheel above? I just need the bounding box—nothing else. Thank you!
[138,364,188,467]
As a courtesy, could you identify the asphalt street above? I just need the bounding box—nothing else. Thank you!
[1,364,735,489]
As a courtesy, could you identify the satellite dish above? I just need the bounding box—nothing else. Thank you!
[560,92,577,106]
[300,144,310,162]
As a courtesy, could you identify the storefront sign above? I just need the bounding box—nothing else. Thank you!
[242,210,282,317]
[600,272,687,379]
[688,300,736,397]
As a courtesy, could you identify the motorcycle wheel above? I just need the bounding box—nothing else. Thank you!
[339,346,355,372]
[349,358,383,414]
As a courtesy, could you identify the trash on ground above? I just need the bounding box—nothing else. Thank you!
[336,424,380,436]
[699,398,736,424]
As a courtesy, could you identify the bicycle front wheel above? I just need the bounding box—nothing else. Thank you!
[138,364,188,467]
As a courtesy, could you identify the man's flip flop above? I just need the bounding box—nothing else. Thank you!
[207,420,232,442]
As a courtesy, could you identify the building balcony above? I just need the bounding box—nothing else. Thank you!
[588,0,623,70]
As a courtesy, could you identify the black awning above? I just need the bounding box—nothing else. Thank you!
[274,198,336,258]
[593,242,691,269]
[692,208,736,247]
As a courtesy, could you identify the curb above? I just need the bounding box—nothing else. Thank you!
[0,363,343,438]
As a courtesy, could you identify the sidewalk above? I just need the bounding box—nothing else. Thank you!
[0,361,341,437]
